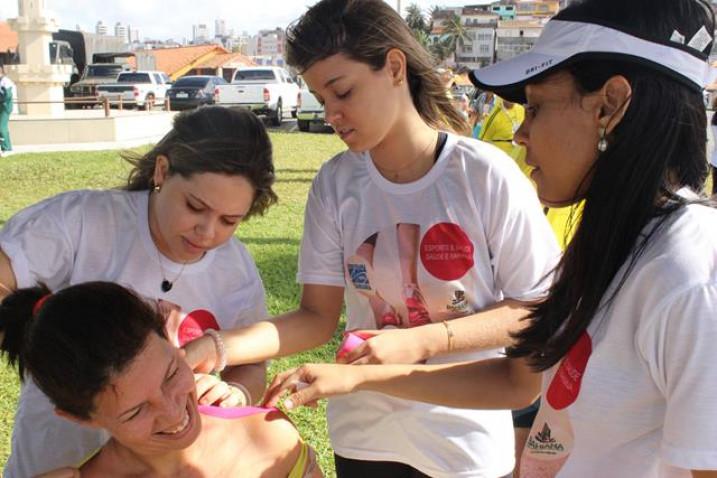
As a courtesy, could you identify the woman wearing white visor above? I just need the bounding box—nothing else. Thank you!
[264,0,717,476]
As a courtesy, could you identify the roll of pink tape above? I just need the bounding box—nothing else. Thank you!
[336,332,365,361]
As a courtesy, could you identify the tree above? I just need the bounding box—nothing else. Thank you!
[441,13,469,55]
[429,36,453,63]
[405,3,429,34]
[405,3,431,48]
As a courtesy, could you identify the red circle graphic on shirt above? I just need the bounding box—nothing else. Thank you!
[178,309,220,346]
[546,331,593,410]
[420,223,475,281]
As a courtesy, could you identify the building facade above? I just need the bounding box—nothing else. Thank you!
[457,8,499,68]
[495,20,543,62]
[95,20,108,36]
[192,24,209,44]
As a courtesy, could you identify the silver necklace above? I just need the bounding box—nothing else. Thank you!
[155,248,187,293]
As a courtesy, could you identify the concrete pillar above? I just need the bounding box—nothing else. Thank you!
[6,0,72,116]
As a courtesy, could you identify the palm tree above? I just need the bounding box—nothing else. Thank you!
[441,12,470,59]
[429,36,453,63]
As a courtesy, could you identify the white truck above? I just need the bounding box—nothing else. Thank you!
[297,88,327,132]
[96,70,171,110]
[215,67,300,126]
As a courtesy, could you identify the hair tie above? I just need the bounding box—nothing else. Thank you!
[33,294,51,316]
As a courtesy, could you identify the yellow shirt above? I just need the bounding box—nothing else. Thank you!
[479,102,525,156]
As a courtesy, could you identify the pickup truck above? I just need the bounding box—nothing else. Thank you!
[297,88,327,132]
[96,70,171,109]
[215,67,300,126]
[69,63,127,107]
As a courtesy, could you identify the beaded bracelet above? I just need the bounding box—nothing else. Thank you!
[227,381,252,406]
[203,328,227,373]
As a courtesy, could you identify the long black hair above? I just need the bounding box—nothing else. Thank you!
[508,0,714,370]
[0,282,166,419]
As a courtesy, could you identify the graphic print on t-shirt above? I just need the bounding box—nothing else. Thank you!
[346,222,475,329]
[158,299,221,347]
[520,331,593,477]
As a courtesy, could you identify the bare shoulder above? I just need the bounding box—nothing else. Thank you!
[245,409,302,454]
[239,409,304,476]
[79,448,113,478]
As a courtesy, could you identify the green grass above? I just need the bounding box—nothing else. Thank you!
[0,131,346,475]
[0,134,713,474]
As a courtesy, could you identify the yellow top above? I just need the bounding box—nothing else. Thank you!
[479,100,525,156]
[512,147,583,250]
[78,441,315,477]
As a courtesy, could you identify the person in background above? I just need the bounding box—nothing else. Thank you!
[0,65,15,156]
[479,97,525,158]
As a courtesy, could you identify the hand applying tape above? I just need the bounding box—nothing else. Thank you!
[284,380,310,410]
[335,332,366,361]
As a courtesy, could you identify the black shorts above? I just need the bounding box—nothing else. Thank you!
[334,454,431,478]
[512,399,540,429]
[334,454,513,478]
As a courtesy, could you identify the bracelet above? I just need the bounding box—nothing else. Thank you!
[442,320,455,353]
[203,328,227,373]
[227,381,252,406]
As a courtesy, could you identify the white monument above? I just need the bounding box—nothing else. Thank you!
[6,0,72,116]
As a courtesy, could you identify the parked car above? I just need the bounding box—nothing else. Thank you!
[167,75,227,111]
[68,63,127,107]
[297,88,327,132]
[96,70,171,110]
[215,67,300,126]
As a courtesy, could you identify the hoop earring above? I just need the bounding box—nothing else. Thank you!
[597,128,608,152]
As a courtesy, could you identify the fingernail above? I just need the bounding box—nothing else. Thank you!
[284,399,294,410]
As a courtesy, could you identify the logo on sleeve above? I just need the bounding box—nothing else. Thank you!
[546,331,592,410]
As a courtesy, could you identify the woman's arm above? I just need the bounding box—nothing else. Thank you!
[0,248,17,298]
[340,298,531,365]
[184,284,344,372]
[264,357,540,411]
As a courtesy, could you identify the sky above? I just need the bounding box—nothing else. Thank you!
[0,0,488,41]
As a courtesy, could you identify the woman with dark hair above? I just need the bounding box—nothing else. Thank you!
[186,0,559,476]
[0,282,321,477]
[264,0,717,476]
[0,106,278,477]
[711,110,717,195]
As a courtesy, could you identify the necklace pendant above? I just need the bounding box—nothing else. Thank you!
[161,280,173,293]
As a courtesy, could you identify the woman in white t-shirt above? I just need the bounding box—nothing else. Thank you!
[0,106,278,477]
[265,0,717,477]
[186,1,559,477]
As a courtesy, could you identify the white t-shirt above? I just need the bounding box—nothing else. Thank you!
[520,199,717,477]
[298,133,560,478]
[0,189,268,478]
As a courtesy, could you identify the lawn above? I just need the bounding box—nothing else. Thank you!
[0,131,714,475]
[0,131,346,475]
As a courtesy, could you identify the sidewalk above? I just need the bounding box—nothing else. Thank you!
[7,137,160,154]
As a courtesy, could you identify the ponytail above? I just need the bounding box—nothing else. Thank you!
[0,284,51,380]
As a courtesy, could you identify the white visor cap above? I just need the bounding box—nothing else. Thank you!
[470,19,711,103]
